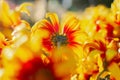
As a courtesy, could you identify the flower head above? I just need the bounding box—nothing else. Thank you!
[81,39,120,80]
[111,0,120,24]
[31,13,87,56]
[0,0,32,39]
[1,40,79,80]
[80,5,115,42]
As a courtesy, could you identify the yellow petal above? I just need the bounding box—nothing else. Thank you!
[108,62,120,80]
[72,31,88,44]
[0,32,5,40]
[32,19,53,33]
[31,20,43,32]
[0,0,12,27]
[30,29,50,52]
[16,2,32,16]
[111,0,120,22]
[106,49,117,62]
[62,16,80,34]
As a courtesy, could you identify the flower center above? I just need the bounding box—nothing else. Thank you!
[51,34,68,46]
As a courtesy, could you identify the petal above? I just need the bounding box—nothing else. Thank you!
[32,19,55,34]
[0,0,12,27]
[106,49,117,62]
[69,31,88,45]
[46,13,59,33]
[63,16,80,34]
[111,0,120,23]
[15,2,32,16]
[30,28,50,52]
[0,32,5,41]
[9,11,21,26]
[31,18,56,52]
[108,62,120,80]
[40,19,57,34]
[0,33,8,52]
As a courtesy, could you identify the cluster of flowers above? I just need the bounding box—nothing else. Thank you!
[0,0,120,80]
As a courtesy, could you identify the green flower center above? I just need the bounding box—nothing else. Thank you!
[51,34,68,46]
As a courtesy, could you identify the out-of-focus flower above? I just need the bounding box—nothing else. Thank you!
[111,0,120,24]
[0,0,32,39]
[110,0,120,38]
[1,40,78,80]
[11,20,31,48]
[0,32,8,53]
[0,32,9,79]
[79,5,115,42]
[0,21,31,79]
[0,32,7,68]
[1,42,52,80]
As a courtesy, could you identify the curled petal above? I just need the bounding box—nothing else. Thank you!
[32,19,55,34]
[16,2,32,16]
[83,43,100,54]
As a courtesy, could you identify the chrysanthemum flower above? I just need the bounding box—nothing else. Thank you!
[31,13,87,58]
[30,13,86,79]
[0,0,32,39]
[76,40,106,80]
[76,53,103,80]
[111,0,120,24]
[80,5,114,42]
[110,0,120,38]
[81,40,120,80]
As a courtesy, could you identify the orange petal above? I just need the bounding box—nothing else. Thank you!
[46,13,59,33]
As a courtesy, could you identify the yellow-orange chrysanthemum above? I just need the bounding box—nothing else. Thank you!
[31,13,87,59]
[80,39,120,80]
[0,0,32,39]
